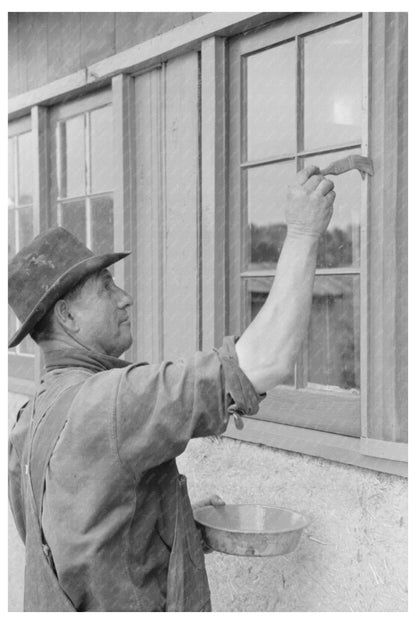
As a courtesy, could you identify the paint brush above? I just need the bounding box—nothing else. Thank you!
[319,155,374,180]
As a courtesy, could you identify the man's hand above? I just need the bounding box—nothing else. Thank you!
[193,494,225,554]
[192,494,225,511]
[286,165,335,238]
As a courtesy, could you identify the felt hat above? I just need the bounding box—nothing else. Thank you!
[8,227,130,348]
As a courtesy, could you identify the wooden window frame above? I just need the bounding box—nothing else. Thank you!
[8,12,407,475]
[199,14,407,475]
[227,12,366,438]
[8,115,36,390]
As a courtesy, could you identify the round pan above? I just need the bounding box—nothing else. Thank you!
[194,504,309,557]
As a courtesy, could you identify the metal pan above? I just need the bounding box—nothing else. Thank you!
[194,504,309,557]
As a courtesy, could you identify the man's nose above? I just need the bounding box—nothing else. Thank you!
[117,287,133,308]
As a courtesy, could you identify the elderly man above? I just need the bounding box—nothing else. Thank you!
[8,166,334,612]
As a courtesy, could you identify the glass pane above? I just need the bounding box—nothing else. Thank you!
[91,195,114,254]
[9,138,15,202]
[17,132,33,205]
[18,206,34,249]
[308,275,360,390]
[304,19,362,150]
[243,277,295,385]
[90,106,113,193]
[247,162,295,271]
[59,200,86,243]
[19,334,36,356]
[8,308,17,343]
[8,209,16,260]
[302,149,361,268]
[59,116,86,197]
[246,42,296,161]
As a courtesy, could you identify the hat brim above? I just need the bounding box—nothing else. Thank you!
[8,251,130,349]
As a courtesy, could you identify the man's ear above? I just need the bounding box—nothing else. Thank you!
[54,299,79,333]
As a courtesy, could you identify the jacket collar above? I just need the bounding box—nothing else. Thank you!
[44,348,133,374]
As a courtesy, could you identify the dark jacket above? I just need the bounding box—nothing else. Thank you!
[9,337,262,611]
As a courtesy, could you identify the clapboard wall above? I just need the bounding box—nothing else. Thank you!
[8,12,205,97]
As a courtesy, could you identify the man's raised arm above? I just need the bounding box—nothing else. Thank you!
[235,166,335,395]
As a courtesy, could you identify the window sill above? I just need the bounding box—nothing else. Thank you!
[224,418,407,478]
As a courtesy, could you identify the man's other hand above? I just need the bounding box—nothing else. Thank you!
[193,494,225,555]
[286,165,336,238]
[193,494,225,511]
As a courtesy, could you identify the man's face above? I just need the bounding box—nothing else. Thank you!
[67,269,133,357]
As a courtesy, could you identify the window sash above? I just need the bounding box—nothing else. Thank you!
[228,12,369,436]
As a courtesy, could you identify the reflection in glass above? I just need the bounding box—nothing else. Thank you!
[9,138,15,202]
[302,150,361,268]
[18,132,33,205]
[243,277,295,385]
[91,195,114,254]
[59,116,85,197]
[90,107,113,193]
[304,18,362,150]
[247,162,295,271]
[246,42,296,161]
[308,275,360,389]
[60,200,86,243]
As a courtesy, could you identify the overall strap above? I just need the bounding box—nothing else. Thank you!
[28,383,83,526]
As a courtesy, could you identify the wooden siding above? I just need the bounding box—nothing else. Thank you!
[8,12,205,97]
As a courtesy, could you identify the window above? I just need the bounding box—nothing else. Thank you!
[8,119,36,379]
[228,14,365,437]
[49,92,114,255]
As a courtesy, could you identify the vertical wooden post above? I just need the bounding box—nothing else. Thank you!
[201,37,226,350]
[112,74,137,361]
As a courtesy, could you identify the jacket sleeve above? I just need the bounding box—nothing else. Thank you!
[112,336,264,477]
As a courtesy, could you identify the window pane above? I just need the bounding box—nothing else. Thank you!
[17,132,33,205]
[308,275,360,390]
[242,276,295,385]
[90,107,113,193]
[19,334,36,356]
[59,200,86,243]
[91,195,114,254]
[246,42,296,160]
[302,150,361,268]
[304,19,362,150]
[18,206,34,249]
[8,209,16,260]
[247,162,294,271]
[8,308,17,343]
[9,138,15,203]
[59,116,86,197]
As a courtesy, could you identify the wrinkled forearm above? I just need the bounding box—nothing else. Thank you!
[235,231,319,394]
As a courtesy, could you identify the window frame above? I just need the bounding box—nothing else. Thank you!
[8,115,36,387]
[227,12,367,438]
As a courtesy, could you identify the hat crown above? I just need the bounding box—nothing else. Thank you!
[9,227,94,324]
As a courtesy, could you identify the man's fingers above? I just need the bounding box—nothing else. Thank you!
[303,174,324,192]
[210,495,226,507]
[316,178,335,196]
[296,165,320,185]
[325,190,336,206]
